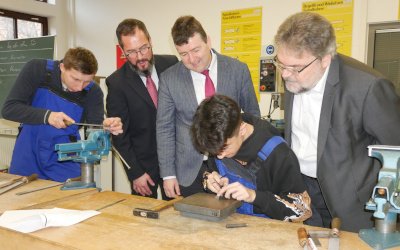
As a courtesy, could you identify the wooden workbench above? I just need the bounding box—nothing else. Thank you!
[0,185,372,250]
[0,173,98,214]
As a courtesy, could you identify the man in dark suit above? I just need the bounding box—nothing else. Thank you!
[274,12,400,232]
[106,19,178,199]
[157,16,260,198]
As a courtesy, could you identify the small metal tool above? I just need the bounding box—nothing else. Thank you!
[15,176,81,195]
[297,227,318,250]
[96,199,126,211]
[16,183,62,195]
[0,176,23,189]
[64,120,105,128]
[133,196,183,219]
[0,174,38,195]
[298,218,341,250]
[226,223,247,228]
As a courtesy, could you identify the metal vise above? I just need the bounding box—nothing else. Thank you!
[359,145,400,249]
[55,129,111,190]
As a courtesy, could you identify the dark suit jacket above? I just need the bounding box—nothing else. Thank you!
[106,55,178,184]
[284,54,400,232]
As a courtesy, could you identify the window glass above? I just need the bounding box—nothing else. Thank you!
[17,19,42,39]
[0,16,14,40]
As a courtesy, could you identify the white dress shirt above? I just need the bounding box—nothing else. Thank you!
[190,50,217,104]
[139,64,159,89]
[291,65,330,178]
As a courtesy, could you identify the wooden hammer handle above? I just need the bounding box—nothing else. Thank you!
[331,217,341,237]
[297,227,308,247]
[151,196,183,212]
[22,174,38,183]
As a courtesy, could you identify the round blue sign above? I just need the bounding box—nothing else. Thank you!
[266,45,274,55]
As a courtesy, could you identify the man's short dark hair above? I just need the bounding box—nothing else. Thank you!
[171,15,207,46]
[63,47,98,75]
[191,95,242,155]
[116,18,151,49]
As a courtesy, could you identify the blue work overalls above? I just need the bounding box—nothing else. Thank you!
[9,60,95,182]
[215,136,285,218]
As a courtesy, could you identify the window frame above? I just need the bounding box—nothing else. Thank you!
[0,8,48,39]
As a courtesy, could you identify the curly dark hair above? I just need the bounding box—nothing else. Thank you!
[191,95,242,155]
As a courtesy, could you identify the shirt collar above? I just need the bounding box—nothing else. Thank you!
[310,64,330,94]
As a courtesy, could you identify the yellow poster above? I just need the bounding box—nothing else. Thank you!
[303,0,353,56]
[221,7,262,99]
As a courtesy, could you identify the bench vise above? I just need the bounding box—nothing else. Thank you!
[359,145,400,249]
[55,129,111,190]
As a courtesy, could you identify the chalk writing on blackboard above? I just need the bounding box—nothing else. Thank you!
[0,36,55,118]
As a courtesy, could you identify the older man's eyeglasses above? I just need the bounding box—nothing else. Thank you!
[273,56,319,74]
[125,45,151,59]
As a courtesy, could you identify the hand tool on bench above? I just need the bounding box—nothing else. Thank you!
[0,174,38,195]
[297,217,341,250]
[0,176,24,189]
[15,176,81,195]
[133,196,183,219]
[96,199,126,211]
[297,227,318,250]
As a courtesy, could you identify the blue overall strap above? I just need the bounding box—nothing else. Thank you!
[215,159,264,217]
[45,59,55,84]
[257,136,285,161]
[84,81,95,91]
[46,59,54,71]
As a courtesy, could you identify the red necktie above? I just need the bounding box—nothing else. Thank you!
[201,69,215,98]
[146,75,158,108]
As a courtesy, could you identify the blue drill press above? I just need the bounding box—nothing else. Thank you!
[359,145,400,249]
[54,129,111,190]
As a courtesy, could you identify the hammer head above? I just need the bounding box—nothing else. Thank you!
[133,208,159,219]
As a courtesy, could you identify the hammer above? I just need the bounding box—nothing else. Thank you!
[298,218,341,250]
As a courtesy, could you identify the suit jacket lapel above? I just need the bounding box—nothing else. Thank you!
[123,62,155,108]
[317,56,340,163]
[284,91,294,145]
[179,64,199,109]
[214,51,226,93]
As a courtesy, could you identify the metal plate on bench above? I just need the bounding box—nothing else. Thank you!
[174,193,242,221]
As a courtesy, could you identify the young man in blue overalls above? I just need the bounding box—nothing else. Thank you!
[2,47,123,182]
[191,94,311,222]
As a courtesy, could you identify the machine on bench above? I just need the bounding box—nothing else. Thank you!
[55,129,111,190]
[359,145,400,249]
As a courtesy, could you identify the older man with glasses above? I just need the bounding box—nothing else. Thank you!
[106,19,178,199]
[274,12,400,232]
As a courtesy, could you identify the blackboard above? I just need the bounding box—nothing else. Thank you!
[0,36,55,118]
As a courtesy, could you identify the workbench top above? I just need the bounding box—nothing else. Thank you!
[0,178,372,250]
[0,173,98,214]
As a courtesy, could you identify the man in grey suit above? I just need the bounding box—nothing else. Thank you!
[157,16,260,198]
[274,12,400,232]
